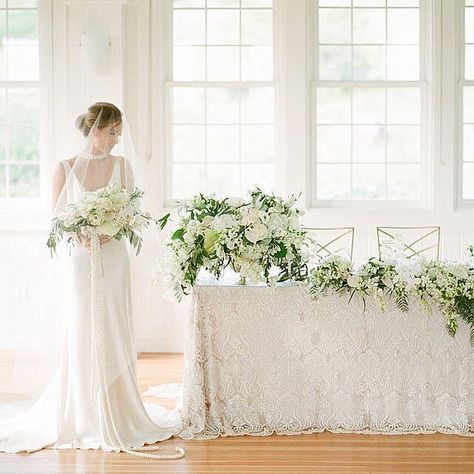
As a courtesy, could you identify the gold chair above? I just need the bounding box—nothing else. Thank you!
[304,227,355,261]
[376,226,440,260]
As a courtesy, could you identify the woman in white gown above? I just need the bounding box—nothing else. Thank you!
[0,103,184,459]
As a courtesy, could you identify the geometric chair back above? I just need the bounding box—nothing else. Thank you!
[304,227,355,261]
[376,226,441,261]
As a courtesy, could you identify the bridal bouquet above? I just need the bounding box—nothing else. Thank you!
[159,188,309,299]
[47,184,155,256]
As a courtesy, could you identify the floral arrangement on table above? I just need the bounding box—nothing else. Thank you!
[47,184,156,256]
[158,188,309,299]
[309,248,474,344]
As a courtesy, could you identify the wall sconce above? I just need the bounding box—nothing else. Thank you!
[80,32,112,76]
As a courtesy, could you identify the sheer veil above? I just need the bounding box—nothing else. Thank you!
[0,103,183,459]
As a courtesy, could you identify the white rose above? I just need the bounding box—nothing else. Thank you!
[245,223,268,244]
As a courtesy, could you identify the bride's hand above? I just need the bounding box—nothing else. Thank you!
[78,234,112,251]
[99,235,112,246]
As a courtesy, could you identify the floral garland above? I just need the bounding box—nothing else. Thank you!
[159,188,309,299]
[309,251,474,344]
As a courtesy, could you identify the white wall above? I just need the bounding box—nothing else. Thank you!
[0,0,473,353]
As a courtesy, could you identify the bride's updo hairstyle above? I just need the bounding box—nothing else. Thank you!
[75,102,122,137]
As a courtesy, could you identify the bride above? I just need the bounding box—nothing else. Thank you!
[0,103,184,459]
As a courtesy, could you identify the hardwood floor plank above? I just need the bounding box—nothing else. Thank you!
[0,353,473,474]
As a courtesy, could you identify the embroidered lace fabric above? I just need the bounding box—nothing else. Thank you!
[178,284,474,439]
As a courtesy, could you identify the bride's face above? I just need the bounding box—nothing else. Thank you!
[95,121,122,154]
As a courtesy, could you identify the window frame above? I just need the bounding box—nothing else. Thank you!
[158,0,284,207]
[308,0,433,209]
[457,0,474,207]
[0,0,45,208]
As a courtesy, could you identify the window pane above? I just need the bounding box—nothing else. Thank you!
[353,46,385,80]
[352,88,385,124]
[173,10,205,45]
[206,87,240,123]
[208,164,240,196]
[172,164,205,199]
[173,88,205,123]
[387,0,419,5]
[317,87,351,124]
[241,87,274,123]
[386,125,420,162]
[387,87,420,123]
[316,164,351,200]
[316,126,351,163]
[241,125,274,162]
[208,0,240,7]
[466,45,474,80]
[466,8,474,44]
[0,129,5,162]
[9,164,39,197]
[318,9,351,44]
[319,0,351,6]
[7,0,38,6]
[241,163,273,194]
[352,164,385,199]
[463,125,474,162]
[241,0,272,6]
[387,45,419,80]
[7,9,38,43]
[463,163,474,199]
[0,164,5,197]
[387,164,420,199]
[0,11,5,81]
[387,9,419,44]
[172,125,205,162]
[241,46,273,81]
[241,9,272,45]
[207,125,239,162]
[7,45,38,80]
[353,126,385,162]
[353,9,385,45]
[7,88,39,126]
[464,87,474,123]
[207,10,240,45]
[8,123,39,161]
[174,0,205,7]
[207,46,240,81]
[319,45,352,80]
[173,46,205,81]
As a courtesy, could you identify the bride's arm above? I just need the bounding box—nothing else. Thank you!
[51,162,66,212]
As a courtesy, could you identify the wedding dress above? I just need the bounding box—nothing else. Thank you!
[0,155,183,456]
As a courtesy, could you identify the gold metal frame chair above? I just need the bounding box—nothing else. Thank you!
[304,227,355,261]
[376,226,441,260]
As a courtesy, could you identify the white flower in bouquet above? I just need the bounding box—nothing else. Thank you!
[47,185,156,256]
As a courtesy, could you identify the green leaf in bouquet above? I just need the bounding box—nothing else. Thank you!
[158,213,171,230]
[274,242,287,259]
[172,228,185,241]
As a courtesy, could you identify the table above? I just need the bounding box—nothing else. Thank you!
[180,283,474,439]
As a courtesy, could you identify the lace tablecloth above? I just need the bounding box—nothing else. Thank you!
[179,283,474,439]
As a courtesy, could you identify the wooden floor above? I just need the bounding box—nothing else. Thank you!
[1,353,474,474]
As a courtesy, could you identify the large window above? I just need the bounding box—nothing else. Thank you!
[168,0,275,202]
[462,0,474,200]
[312,0,424,204]
[0,0,40,199]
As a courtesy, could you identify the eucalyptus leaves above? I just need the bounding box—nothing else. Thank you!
[159,188,309,299]
[309,254,474,344]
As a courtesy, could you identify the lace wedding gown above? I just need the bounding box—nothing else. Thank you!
[0,157,182,454]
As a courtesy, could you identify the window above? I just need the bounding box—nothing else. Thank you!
[311,0,425,204]
[462,0,474,200]
[168,0,276,202]
[0,0,40,199]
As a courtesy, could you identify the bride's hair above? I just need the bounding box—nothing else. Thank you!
[76,102,122,136]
